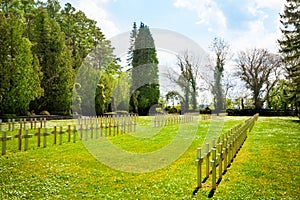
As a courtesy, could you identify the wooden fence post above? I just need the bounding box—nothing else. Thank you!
[1,131,12,155]
[196,148,202,188]
[218,143,223,180]
[211,148,217,190]
[205,143,210,179]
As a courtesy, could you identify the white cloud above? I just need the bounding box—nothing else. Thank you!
[227,19,281,55]
[253,0,284,11]
[76,0,120,37]
[174,0,227,33]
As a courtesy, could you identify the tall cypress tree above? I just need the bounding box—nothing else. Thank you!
[278,0,300,115]
[130,22,159,115]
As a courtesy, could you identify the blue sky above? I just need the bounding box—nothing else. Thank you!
[59,0,284,54]
[57,0,285,103]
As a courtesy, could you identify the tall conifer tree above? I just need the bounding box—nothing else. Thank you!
[278,0,300,115]
[130,22,159,115]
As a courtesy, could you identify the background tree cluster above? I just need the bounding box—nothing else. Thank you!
[165,0,299,115]
[0,0,118,116]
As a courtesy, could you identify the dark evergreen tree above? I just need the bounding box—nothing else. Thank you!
[130,22,159,115]
[59,3,105,71]
[278,0,300,116]
[127,22,137,66]
[30,7,74,114]
[0,13,43,115]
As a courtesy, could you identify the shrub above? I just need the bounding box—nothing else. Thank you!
[40,110,50,116]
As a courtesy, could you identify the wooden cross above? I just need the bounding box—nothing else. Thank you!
[1,131,12,155]
[52,126,57,144]
[73,126,77,143]
[40,128,50,148]
[58,127,65,145]
[34,128,41,147]
[14,129,23,150]
[66,125,71,142]
[90,123,94,139]
[12,119,15,131]
[22,129,33,151]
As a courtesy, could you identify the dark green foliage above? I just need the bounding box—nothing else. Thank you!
[0,13,43,115]
[278,0,300,115]
[30,7,74,114]
[75,42,120,116]
[0,0,116,116]
[129,22,160,115]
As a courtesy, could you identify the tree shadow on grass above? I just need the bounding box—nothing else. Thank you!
[290,119,300,124]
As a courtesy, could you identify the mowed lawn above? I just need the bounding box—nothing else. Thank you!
[0,116,299,199]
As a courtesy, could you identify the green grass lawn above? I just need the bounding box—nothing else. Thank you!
[0,116,299,199]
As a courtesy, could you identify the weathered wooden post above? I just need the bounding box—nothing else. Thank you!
[133,114,137,132]
[90,123,94,139]
[8,119,12,131]
[34,118,37,130]
[85,125,88,141]
[67,125,71,142]
[41,128,50,148]
[34,128,41,147]
[39,118,43,128]
[123,117,126,134]
[73,125,77,143]
[211,148,217,190]
[58,126,64,145]
[218,143,223,180]
[100,117,103,137]
[1,131,12,155]
[23,119,27,130]
[23,129,33,151]
[196,148,202,188]
[223,136,228,172]
[12,119,15,131]
[30,118,33,129]
[212,138,216,148]
[43,118,46,130]
[14,129,23,151]
[205,143,210,179]
[52,126,57,145]
[79,124,83,140]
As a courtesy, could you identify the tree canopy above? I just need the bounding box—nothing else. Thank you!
[0,0,118,116]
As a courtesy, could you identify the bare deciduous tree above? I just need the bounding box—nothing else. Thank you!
[165,51,202,112]
[235,48,282,109]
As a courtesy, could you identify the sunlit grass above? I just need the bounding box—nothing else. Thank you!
[0,116,299,199]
